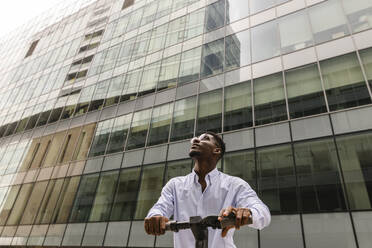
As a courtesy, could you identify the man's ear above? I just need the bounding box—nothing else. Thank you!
[213,147,222,157]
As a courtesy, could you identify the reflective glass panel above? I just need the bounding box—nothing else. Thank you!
[196,89,222,135]
[170,96,196,141]
[134,163,165,219]
[294,139,346,212]
[224,81,252,131]
[342,0,372,33]
[88,119,115,157]
[106,114,132,154]
[320,52,371,111]
[110,167,141,221]
[359,48,372,89]
[278,10,313,54]
[165,160,192,182]
[126,109,152,150]
[251,20,280,63]
[158,54,180,91]
[254,73,287,126]
[225,30,251,71]
[69,173,99,222]
[147,103,173,146]
[201,39,224,78]
[308,0,349,44]
[89,170,119,221]
[285,63,327,118]
[257,145,297,213]
[205,0,225,32]
[226,0,249,24]
[179,47,201,85]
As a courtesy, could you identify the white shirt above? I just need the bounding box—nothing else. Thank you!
[147,168,271,248]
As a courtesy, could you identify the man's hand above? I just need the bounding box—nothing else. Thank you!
[218,206,252,237]
[144,216,169,235]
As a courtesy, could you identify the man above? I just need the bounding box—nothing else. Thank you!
[144,132,270,247]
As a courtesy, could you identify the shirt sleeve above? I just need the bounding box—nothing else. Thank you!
[234,179,271,230]
[146,179,175,219]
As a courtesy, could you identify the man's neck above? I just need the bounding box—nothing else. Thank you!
[193,160,216,192]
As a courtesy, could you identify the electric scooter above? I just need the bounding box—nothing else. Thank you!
[165,213,242,248]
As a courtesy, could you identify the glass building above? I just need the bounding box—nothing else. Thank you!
[0,0,371,247]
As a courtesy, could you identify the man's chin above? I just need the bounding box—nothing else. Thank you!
[189,150,201,158]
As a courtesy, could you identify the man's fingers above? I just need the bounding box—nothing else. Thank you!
[242,209,252,225]
[160,217,168,235]
[223,206,235,217]
[218,208,225,221]
[221,226,234,237]
[235,209,243,230]
[144,218,150,234]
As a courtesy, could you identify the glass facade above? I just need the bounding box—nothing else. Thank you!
[0,0,372,247]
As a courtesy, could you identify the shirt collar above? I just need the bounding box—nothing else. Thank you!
[191,167,220,183]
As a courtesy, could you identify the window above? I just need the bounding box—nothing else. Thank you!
[226,0,249,24]
[110,167,141,221]
[138,62,160,96]
[359,48,372,89]
[205,0,225,32]
[342,0,372,33]
[106,114,132,154]
[121,69,141,102]
[254,73,287,125]
[89,171,119,221]
[117,38,135,66]
[25,40,39,58]
[250,0,276,15]
[308,0,349,44]
[141,1,158,26]
[320,52,371,111]
[251,20,280,63]
[225,30,251,71]
[201,39,224,78]
[165,160,192,182]
[7,183,33,225]
[179,47,201,85]
[104,75,124,107]
[196,89,222,135]
[132,31,151,60]
[122,0,134,9]
[126,109,152,150]
[170,96,196,141]
[257,145,297,214]
[134,164,165,219]
[89,119,115,157]
[285,63,327,118]
[223,150,256,188]
[185,9,205,40]
[0,186,20,225]
[336,133,372,210]
[69,174,100,223]
[278,10,313,54]
[165,16,186,47]
[158,54,181,91]
[294,139,346,212]
[147,103,173,146]
[88,79,110,112]
[224,81,253,131]
[148,24,168,53]
[74,85,95,116]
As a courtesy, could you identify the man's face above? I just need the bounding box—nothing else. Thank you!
[189,133,220,159]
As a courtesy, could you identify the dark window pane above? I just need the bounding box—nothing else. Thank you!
[223,150,256,189]
[69,174,99,222]
[294,139,346,212]
[205,0,225,32]
[106,114,132,154]
[126,109,151,150]
[110,167,141,221]
[337,133,372,210]
[201,39,224,78]
[285,63,327,118]
[224,81,252,131]
[170,96,196,142]
[257,145,297,214]
[89,171,119,221]
[196,89,222,135]
[147,103,173,146]
[254,73,287,125]
[88,119,114,157]
[134,164,165,219]
[320,52,371,111]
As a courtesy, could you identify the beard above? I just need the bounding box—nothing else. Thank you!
[189,150,201,158]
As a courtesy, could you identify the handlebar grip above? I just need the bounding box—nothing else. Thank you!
[220,213,236,229]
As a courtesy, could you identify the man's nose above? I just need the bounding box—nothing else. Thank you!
[190,137,200,144]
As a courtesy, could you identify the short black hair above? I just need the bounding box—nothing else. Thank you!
[205,131,225,158]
